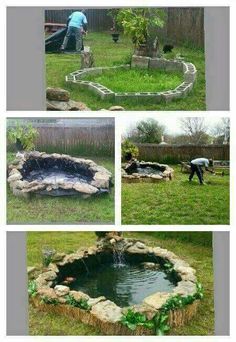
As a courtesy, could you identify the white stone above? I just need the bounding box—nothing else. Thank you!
[54,285,70,297]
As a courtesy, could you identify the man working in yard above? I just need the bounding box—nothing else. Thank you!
[60,10,88,53]
[189,158,214,185]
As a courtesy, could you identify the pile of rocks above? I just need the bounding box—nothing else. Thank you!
[30,237,199,335]
[46,87,90,111]
[7,151,112,198]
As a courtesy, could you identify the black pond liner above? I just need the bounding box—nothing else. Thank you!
[45,28,84,53]
[20,157,109,197]
[54,252,181,307]
[125,161,167,176]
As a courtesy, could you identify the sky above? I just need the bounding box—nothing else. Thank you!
[120,115,227,136]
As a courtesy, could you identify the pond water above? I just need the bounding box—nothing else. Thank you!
[136,167,163,176]
[24,168,90,184]
[69,262,175,307]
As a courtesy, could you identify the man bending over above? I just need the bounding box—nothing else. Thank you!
[189,158,214,185]
[60,9,88,53]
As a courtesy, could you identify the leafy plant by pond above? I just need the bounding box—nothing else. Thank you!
[41,296,59,305]
[28,280,37,297]
[120,282,204,336]
[41,246,56,267]
[65,294,91,311]
[121,139,139,161]
[7,123,39,151]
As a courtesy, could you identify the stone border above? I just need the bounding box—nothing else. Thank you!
[7,151,112,198]
[65,57,197,104]
[122,160,174,183]
[30,237,199,335]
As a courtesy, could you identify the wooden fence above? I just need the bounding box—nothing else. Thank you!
[137,144,229,163]
[7,119,114,157]
[45,7,204,48]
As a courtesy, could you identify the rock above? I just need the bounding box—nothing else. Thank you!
[27,266,36,274]
[51,253,66,262]
[88,296,106,307]
[141,262,160,270]
[46,87,70,102]
[35,274,51,288]
[37,287,58,299]
[73,182,98,195]
[136,241,146,249]
[54,285,70,297]
[69,290,90,301]
[9,169,21,176]
[91,172,110,188]
[81,51,95,69]
[8,173,22,182]
[143,292,172,310]
[47,263,59,273]
[47,99,90,111]
[108,105,125,111]
[91,300,122,323]
[173,281,197,296]
[123,303,156,320]
[41,271,57,281]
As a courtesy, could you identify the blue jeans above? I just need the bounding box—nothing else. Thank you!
[61,26,82,52]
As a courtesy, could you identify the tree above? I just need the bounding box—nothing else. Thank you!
[128,118,166,144]
[211,118,230,144]
[179,118,211,144]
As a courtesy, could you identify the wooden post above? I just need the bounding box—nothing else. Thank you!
[81,47,95,69]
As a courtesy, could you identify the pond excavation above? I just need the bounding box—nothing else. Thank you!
[30,234,201,335]
[122,160,174,183]
[7,151,112,198]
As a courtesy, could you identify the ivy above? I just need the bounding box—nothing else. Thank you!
[120,282,204,335]
[65,294,91,311]
[28,280,37,297]
[41,295,59,305]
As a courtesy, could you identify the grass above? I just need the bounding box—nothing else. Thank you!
[7,153,114,224]
[83,68,183,93]
[46,32,206,110]
[122,165,229,225]
[27,231,214,336]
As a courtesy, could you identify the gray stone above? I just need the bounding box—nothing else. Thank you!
[143,292,172,309]
[8,173,22,182]
[91,300,122,323]
[73,182,99,194]
[131,55,150,69]
[69,290,90,301]
[46,87,70,102]
[41,271,57,281]
[88,296,106,306]
[173,281,197,296]
[108,106,125,111]
[54,285,70,297]
[37,287,58,299]
[27,266,36,274]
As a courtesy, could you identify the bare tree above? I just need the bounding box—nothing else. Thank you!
[211,118,230,144]
[179,117,210,144]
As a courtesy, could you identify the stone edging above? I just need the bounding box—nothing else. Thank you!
[7,151,112,198]
[30,237,199,335]
[65,57,197,104]
[122,161,174,183]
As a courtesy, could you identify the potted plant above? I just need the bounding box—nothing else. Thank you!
[107,9,121,43]
[7,122,39,151]
[117,8,166,57]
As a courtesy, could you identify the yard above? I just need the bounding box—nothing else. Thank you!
[7,153,114,224]
[27,231,214,336]
[46,32,206,110]
[122,165,229,225]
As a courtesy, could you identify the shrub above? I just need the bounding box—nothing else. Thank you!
[65,294,91,311]
[121,139,139,161]
[28,280,37,297]
[7,122,39,151]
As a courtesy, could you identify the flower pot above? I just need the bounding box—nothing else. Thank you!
[111,33,120,43]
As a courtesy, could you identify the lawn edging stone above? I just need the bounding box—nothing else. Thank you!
[65,57,197,104]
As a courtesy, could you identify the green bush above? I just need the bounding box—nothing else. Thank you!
[65,294,91,311]
[121,139,139,161]
[7,122,39,151]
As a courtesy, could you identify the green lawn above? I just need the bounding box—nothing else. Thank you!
[83,68,183,93]
[122,166,229,225]
[7,154,114,224]
[46,32,206,110]
[27,231,214,336]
